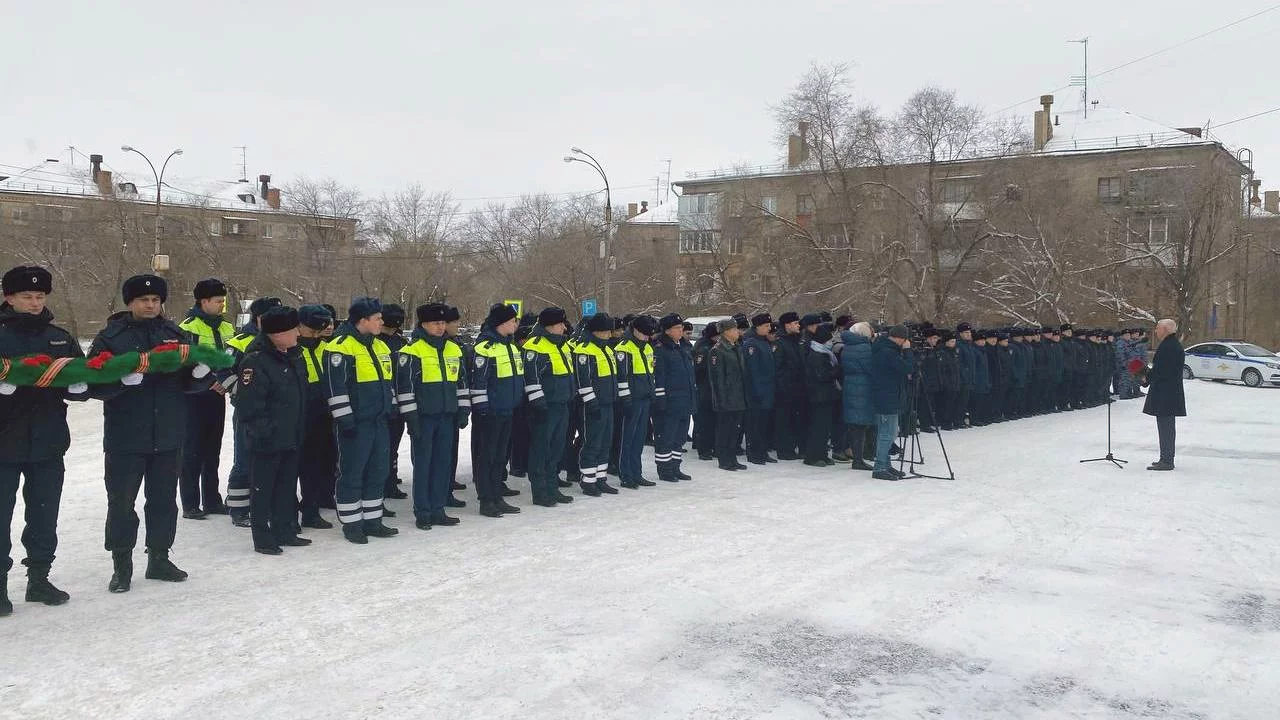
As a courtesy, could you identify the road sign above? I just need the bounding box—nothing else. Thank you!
[503,299,523,320]
[581,299,597,317]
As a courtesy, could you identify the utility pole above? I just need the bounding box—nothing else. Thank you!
[235,146,248,182]
[1069,37,1089,117]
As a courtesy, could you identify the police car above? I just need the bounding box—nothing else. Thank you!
[1182,340,1280,387]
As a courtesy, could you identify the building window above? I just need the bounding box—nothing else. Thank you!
[726,235,742,254]
[680,193,712,215]
[208,219,221,236]
[679,230,715,254]
[867,186,886,210]
[1097,176,1122,202]
[11,207,29,224]
[761,275,777,294]
[940,178,974,204]
[287,226,300,241]
[760,196,778,215]
[1147,217,1169,245]
[262,223,274,239]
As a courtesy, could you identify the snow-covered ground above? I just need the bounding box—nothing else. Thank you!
[3,381,1279,719]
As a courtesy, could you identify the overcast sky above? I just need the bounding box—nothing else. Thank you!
[3,0,1277,213]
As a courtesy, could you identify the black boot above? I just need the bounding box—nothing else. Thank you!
[108,551,133,593]
[381,505,397,518]
[850,459,873,471]
[636,478,656,487]
[204,502,229,515]
[479,502,504,518]
[182,508,208,520]
[386,486,409,500]
[620,480,639,489]
[554,490,574,503]
[364,521,400,538]
[1,574,11,616]
[533,497,558,508]
[450,480,467,491]
[675,463,692,481]
[428,511,461,526]
[580,481,602,497]
[557,478,573,488]
[301,513,334,530]
[597,479,619,495]
[144,550,188,582]
[343,523,369,544]
[230,512,251,528]
[279,535,312,547]
[446,495,467,508]
[25,566,70,606]
[501,483,521,497]
[495,499,522,514]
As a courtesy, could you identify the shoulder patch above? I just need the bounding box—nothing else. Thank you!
[526,351,535,361]
[330,354,343,366]
[578,355,588,365]
[399,355,408,366]
[617,351,626,361]
[748,346,755,355]
[475,356,486,367]
[240,368,253,385]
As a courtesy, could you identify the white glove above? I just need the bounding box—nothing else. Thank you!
[192,363,211,379]
[0,382,16,396]
[121,372,144,386]
[68,382,89,394]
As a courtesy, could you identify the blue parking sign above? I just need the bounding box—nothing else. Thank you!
[582,299,597,317]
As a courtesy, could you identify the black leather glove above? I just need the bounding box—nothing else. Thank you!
[456,412,470,430]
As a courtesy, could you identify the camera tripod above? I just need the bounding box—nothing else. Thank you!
[896,367,956,481]
[1079,394,1127,469]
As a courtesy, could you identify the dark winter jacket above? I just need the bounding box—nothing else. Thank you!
[1047,339,1065,382]
[870,335,910,415]
[918,344,941,393]
[708,338,746,412]
[470,327,525,414]
[88,311,199,454]
[323,323,396,431]
[615,333,657,402]
[1010,341,1030,388]
[956,339,977,387]
[693,335,715,401]
[654,333,696,406]
[988,344,1012,389]
[0,304,85,463]
[573,335,619,407]
[839,331,874,426]
[1143,334,1186,417]
[397,328,470,416]
[235,335,307,452]
[774,332,806,403]
[973,344,992,394]
[937,346,961,392]
[803,339,840,407]
[741,328,776,410]
[1031,341,1048,382]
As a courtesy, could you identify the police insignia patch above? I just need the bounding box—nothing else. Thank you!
[526,351,535,361]
[617,352,626,361]
[475,357,485,367]
[578,355,588,365]
[330,355,343,367]
[241,369,253,385]
[748,347,755,355]
[399,355,408,366]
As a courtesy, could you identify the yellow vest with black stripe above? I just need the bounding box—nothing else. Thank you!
[226,332,255,354]
[523,335,572,376]
[179,315,235,350]
[573,340,615,377]
[327,334,394,382]
[398,337,464,414]
[474,339,525,378]
[299,341,328,384]
[616,337,654,375]
[400,338,464,383]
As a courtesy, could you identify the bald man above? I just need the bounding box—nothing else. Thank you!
[1141,319,1185,471]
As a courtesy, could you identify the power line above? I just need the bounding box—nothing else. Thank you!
[1212,105,1280,129]
[988,3,1280,117]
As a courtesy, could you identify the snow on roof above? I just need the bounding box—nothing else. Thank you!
[1040,107,1213,155]
[0,158,277,213]
[626,201,678,224]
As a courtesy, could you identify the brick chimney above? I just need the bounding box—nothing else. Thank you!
[1264,190,1278,215]
[265,188,281,209]
[96,170,114,196]
[787,121,811,168]
[90,154,103,181]
[640,200,649,214]
[1033,94,1054,151]
[627,202,639,219]
[258,174,271,201]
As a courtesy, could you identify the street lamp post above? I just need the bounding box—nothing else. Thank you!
[564,147,612,312]
[122,145,183,274]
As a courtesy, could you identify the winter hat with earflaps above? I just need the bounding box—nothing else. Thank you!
[3,266,53,296]
[122,274,167,305]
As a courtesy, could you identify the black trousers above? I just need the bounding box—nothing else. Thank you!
[0,458,64,574]
[386,416,406,493]
[563,400,583,479]
[528,404,569,500]
[104,450,179,553]
[180,392,225,511]
[509,403,531,476]
[298,413,337,516]
[714,410,744,469]
[250,450,299,547]
[1156,415,1176,463]
[471,413,513,503]
[694,388,717,455]
[609,404,624,472]
[846,424,870,464]
[772,401,804,457]
[951,386,971,428]
[745,408,772,462]
[804,402,834,462]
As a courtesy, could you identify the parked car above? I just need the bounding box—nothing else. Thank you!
[1182,340,1280,387]
[685,315,732,339]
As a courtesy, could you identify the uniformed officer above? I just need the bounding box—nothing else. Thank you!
[988,331,1012,422]
[236,306,311,555]
[508,312,538,483]
[176,278,235,520]
[224,296,282,527]
[971,332,992,426]
[607,316,628,477]
[1007,329,1029,418]
[652,313,695,482]
[615,315,658,488]
[89,274,194,592]
[521,307,576,506]
[741,313,777,465]
[469,303,525,516]
[396,302,470,529]
[692,322,719,461]
[379,304,409,506]
[1047,327,1066,412]
[770,312,804,460]
[0,266,86,615]
[708,319,748,471]
[573,313,620,495]
[444,305,469,505]
[915,324,941,432]
[295,305,336,529]
[954,322,977,429]
[801,322,839,466]
[324,297,398,544]
[936,330,960,430]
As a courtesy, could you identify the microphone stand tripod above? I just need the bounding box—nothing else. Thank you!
[1079,395,1127,469]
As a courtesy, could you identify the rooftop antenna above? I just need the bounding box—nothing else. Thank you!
[663,158,672,204]
[234,145,248,181]
[1069,37,1089,118]
[652,176,661,205]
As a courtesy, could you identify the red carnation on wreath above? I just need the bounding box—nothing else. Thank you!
[85,352,113,370]
[1126,357,1148,379]
[22,354,54,367]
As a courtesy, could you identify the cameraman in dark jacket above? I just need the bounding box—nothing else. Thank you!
[871,326,911,480]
